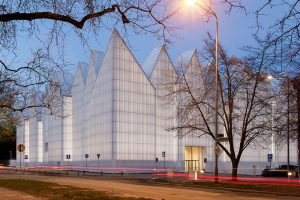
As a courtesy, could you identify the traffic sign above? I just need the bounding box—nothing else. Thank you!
[162,151,165,158]
[267,154,273,162]
[66,154,71,159]
[214,145,222,155]
[17,144,25,152]
[24,155,28,159]
[97,154,101,159]
[85,154,89,159]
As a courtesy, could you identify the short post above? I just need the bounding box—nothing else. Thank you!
[85,154,89,173]
[162,151,166,170]
[66,154,71,170]
[155,158,158,173]
[268,154,273,168]
[97,153,101,172]
[19,152,22,170]
[17,144,25,170]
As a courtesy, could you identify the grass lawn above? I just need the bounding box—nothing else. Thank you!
[0,179,151,200]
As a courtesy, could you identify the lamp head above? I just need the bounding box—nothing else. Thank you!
[185,0,197,6]
[267,75,273,80]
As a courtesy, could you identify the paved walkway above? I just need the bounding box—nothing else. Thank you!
[0,187,39,200]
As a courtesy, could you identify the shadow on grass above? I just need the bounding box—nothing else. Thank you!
[0,179,151,200]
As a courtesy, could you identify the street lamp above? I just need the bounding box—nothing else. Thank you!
[268,74,291,170]
[185,0,220,181]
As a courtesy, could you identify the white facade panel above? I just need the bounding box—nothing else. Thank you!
[15,29,298,175]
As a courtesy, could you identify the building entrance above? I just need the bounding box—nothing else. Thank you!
[184,146,203,172]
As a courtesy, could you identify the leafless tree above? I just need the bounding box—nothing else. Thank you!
[168,35,275,179]
[0,0,175,117]
[273,78,298,148]
[254,0,299,72]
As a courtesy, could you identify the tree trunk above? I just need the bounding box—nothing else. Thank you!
[231,161,239,181]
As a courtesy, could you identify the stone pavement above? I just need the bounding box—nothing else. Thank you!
[0,187,40,200]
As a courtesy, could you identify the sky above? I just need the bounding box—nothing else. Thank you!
[7,0,280,75]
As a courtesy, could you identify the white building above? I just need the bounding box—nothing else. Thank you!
[16,29,298,174]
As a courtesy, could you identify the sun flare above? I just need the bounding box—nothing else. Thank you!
[185,0,198,6]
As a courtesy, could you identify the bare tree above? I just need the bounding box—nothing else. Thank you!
[254,0,299,71]
[0,0,175,116]
[273,78,298,148]
[168,35,275,179]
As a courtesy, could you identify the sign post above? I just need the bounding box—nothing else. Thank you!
[66,154,71,169]
[267,154,273,168]
[17,144,25,170]
[97,153,101,171]
[85,154,89,172]
[155,157,158,172]
[162,151,166,169]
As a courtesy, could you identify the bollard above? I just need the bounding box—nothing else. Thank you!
[121,170,124,176]
[194,171,198,180]
[77,171,79,176]
[101,171,103,176]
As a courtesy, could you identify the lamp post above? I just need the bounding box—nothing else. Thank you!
[185,0,219,181]
[268,74,291,170]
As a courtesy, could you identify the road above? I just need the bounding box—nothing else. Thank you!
[0,172,298,200]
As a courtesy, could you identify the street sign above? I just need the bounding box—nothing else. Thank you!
[267,154,273,162]
[97,154,101,159]
[66,154,71,159]
[214,146,222,155]
[17,144,25,152]
[162,151,165,158]
[85,154,89,159]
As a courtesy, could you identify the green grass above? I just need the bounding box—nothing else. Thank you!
[0,179,151,200]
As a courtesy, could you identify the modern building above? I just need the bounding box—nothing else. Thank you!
[16,29,298,174]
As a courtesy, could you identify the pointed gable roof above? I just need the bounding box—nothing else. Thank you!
[94,28,155,90]
[73,62,88,91]
[53,71,74,96]
[90,50,105,75]
[176,49,197,67]
[143,45,177,79]
[175,49,201,74]
[142,45,164,77]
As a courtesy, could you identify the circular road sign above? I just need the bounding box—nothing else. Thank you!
[85,154,89,158]
[214,145,222,155]
[17,144,25,152]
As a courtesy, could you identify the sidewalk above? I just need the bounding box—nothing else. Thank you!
[0,187,40,200]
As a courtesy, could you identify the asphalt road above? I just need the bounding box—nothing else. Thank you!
[0,172,298,200]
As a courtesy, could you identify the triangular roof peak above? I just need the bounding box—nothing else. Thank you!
[176,48,198,67]
[94,28,156,91]
[90,50,105,75]
[143,44,175,78]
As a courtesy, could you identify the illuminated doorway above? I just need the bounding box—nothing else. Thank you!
[185,146,203,172]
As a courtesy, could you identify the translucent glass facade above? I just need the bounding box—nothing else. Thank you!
[147,46,178,168]
[15,29,298,174]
